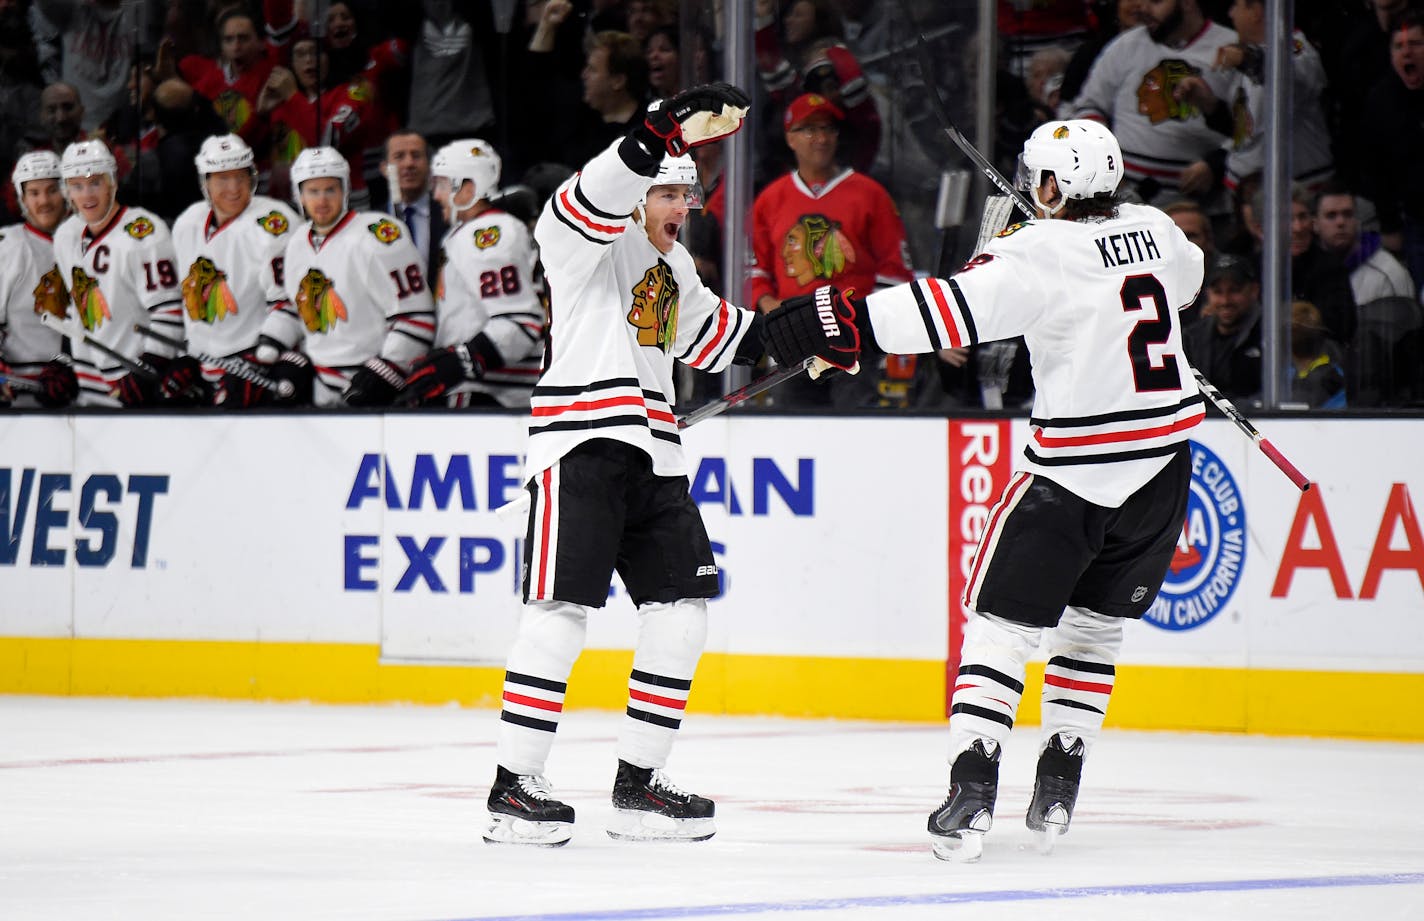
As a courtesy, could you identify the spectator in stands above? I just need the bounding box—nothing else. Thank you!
[1313,182,1418,309]
[407,0,495,151]
[1183,252,1262,401]
[750,92,912,408]
[1,0,43,191]
[31,0,164,132]
[1331,0,1412,188]
[997,0,1095,77]
[1358,9,1424,292]
[1164,198,1214,324]
[1285,182,1357,345]
[1025,46,1072,122]
[1288,300,1346,410]
[374,130,443,276]
[624,0,674,44]
[1061,0,1143,105]
[1070,0,1237,207]
[173,8,277,151]
[34,81,84,154]
[568,30,648,167]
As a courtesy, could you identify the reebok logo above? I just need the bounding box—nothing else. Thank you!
[814,287,839,338]
[695,564,718,577]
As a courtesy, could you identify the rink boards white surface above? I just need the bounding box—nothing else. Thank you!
[1,697,1421,921]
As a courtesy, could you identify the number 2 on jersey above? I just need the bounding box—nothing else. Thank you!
[1120,274,1182,392]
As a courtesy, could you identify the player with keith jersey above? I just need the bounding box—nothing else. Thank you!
[268,146,434,407]
[482,83,863,848]
[52,140,184,407]
[170,134,300,406]
[399,139,545,408]
[0,152,78,408]
[858,121,1204,861]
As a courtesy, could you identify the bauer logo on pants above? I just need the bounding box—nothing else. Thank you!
[1145,441,1246,632]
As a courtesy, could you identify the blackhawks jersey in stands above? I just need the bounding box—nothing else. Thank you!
[748,167,912,307]
[278,209,435,406]
[866,204,1205,507]
[52,206,183,406]
[0,223,66,389]
[1223,29,1333,192]
[434,207,545,408]
[1071,21,1238,193]
[171,195,300,388]
[529,140,759,481]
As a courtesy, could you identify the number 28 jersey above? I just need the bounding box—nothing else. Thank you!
[866,203,1205,507]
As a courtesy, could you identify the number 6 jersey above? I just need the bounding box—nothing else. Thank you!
[866,202,1205,507]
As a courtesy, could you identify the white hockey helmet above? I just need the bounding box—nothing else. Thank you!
[642,154,703,209]
[59,139,118,186]
[1018,119,1122,216]
[431,138,501,204]
[195,133,258,206]
[290,145,350,214]
[11,150,63,211]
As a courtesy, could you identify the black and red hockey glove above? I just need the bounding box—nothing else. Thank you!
[267,350,314,406]
[344,356,404,407]
[112,371,159,406]
[763,285,862,373]
[638,83,752,156]
[160,355,211,405]
[399,344,485,406]
[36,360,78,408]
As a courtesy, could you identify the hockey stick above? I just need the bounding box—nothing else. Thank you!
[0,372,43,394]
[133,323,295,398]
[891,0,1311,492]
[41,311,160,378]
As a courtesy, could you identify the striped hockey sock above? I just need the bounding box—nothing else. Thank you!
[1039,606,1122,756]
[617,599,706,769]
[497,671,568,775]
[947,613,1040,761]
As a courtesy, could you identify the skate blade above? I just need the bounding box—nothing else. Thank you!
[482,812,573,847]
[607,808,716,842]
[931,829,984,862]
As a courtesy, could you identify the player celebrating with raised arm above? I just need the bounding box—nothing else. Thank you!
[484,83,862,848]
[861,120,1205,861]
[52,140,184,408]
[0,152,78,409]
[398,139,546,408]
[271,146,435,407]
[170,134,300,406]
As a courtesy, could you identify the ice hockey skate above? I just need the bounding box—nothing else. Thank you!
[483,766,575,847]
[1026,733,1085,855]
[607,760,716,842]
[928,739,1000,862]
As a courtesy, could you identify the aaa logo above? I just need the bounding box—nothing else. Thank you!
[70,266,110,332]
[296,267,348,333]
[182,256,239,323]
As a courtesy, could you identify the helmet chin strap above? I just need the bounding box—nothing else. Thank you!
[1032,171,1067,217]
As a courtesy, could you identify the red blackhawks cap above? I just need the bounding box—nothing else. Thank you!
[784,93,845,131]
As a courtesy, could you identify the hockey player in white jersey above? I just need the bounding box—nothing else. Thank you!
[399,138,545,408]
[484,83,862,847]
[52,140,184,407]
[856,120,1204,861]
[272,146,435,407]
[170,134,301,406]
[0,152,77,408]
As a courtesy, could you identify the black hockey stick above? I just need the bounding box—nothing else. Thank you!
[0,372,42,394]
[891,0,1311,492]
[133,323,295,398]
[676,357,816,429]
[41,311,160,378]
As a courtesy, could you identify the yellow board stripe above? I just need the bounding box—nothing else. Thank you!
[3,637,1421,740]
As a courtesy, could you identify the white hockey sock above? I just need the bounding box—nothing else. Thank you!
[617,598,708,769]
[948,612,1041,764]
[496,600,589,777]
[1040,606,1121,758]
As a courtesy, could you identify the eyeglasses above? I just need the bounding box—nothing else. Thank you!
[789,123,840,136]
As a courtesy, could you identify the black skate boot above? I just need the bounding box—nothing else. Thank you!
[928,739,1000,862]
[1026,732,1085,854]
[607,759,716,842]
[483,765,575,847]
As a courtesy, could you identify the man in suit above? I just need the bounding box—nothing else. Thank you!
[376,130,446,276]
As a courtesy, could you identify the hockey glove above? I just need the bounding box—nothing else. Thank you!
[112,371,160,406]
[399,344,484,406]
[267,350,314,406]
[160,355,211,405]
[763,285,862,374]
[37,360,78,408]
[218,366,273,408]
[344,356,405,407]
[640,83,752,156]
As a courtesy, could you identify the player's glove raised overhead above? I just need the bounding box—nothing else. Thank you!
[763,285,862,375]
[637,83,751,157]
[344,356,405,407]
[399,343,486,406]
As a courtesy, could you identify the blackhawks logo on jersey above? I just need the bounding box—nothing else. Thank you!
[1137,58,1202,124]
[628,259,679,351]
[69,266,110,331]
[32,265,71,320]
[368,218,402,244]
[257,211,290,236]
[296,267,348,332]
[783,213,855,286]
[473,226,500,249]
[214,89,253,133]
[1230,85,1253,151]
[124,216,155,239]
[182,256,239,323]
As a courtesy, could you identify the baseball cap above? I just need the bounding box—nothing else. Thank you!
[784,93,844,131]
[1206,253,1259,286]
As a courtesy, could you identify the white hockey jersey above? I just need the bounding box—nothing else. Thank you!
[528,140,759,481]
[1223,30,1333,191]
[171,195,301,387]
[433,207,545,408]
[0,223,66,388]
[867,203,1205,508]
[1071,22,1239,191]
[279,210,435,406]
[52,206,184,406]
